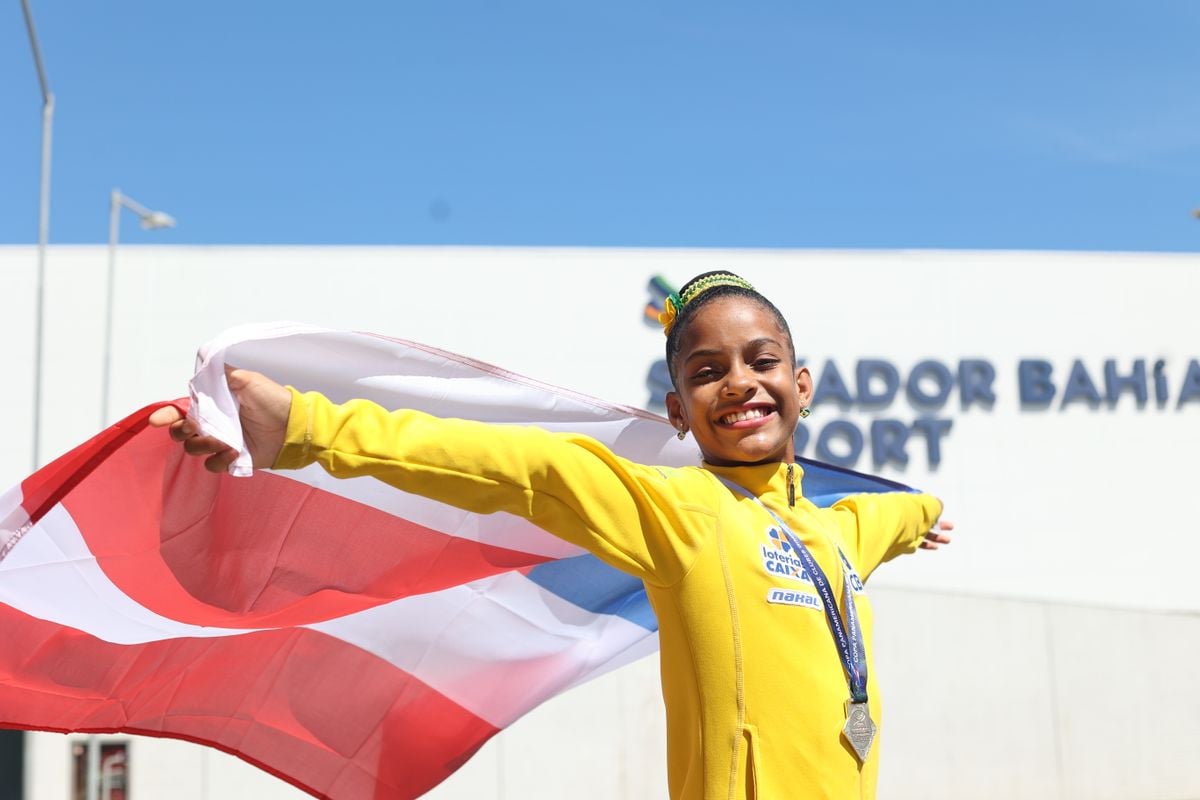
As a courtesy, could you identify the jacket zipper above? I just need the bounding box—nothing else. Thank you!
[787,463,795,507]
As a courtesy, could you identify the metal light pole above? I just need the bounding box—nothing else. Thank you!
[101,189,176,426]
[21,0,54,470]
[13,4,52,797]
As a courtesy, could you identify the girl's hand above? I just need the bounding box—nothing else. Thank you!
[148,367,292,473]
[920,519,954,550]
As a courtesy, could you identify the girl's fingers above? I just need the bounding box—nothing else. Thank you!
[204,449,238,473]
[153,402,238,473]
[183,434,229,457]
[148,406,184,428]
[168,419,197,441]
[921,530,952,550]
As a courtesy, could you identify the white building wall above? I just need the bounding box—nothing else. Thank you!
[1,246,1198,799]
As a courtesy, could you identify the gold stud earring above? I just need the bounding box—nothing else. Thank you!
[799,407,811,419]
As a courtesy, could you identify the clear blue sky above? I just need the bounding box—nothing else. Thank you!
[2,1,1198,250]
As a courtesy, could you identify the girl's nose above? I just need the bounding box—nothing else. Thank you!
[722,365,755,395]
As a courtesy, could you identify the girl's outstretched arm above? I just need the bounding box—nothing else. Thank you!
[151,369,712,586]
[826,493,948,581]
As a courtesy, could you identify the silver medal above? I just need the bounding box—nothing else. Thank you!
[843,700,876,762]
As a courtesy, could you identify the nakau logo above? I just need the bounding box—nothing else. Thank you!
[767,588,823,610]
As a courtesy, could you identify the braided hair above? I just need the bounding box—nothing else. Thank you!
[662,271,795,388]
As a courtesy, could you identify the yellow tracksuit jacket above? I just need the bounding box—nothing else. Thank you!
[275,389,943,800]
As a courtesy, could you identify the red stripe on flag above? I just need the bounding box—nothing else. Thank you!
[18,401,180,529]
[0,602,499,800]
[23,405,551,629]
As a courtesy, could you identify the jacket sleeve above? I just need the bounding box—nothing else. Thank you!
[272,388,715,586]
[827,492,943,580]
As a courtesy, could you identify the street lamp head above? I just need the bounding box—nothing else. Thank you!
[139,211,176,230]
[113,190,177,231]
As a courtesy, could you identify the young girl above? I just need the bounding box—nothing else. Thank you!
[152,271,951,800]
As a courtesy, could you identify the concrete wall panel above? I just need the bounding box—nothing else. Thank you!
[1049,606,1200,800]
[872,589,1062,800]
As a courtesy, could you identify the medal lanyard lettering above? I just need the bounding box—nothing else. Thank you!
[718,477,869,704]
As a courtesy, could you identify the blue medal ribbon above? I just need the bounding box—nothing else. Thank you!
[719,477,869,703]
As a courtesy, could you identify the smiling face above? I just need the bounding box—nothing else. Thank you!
[665,296,812,467]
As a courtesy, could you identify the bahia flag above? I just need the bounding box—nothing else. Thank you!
[0,324,914,799]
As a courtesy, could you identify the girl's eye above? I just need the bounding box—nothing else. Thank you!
[692,367,720,381]
[753,358,781,370]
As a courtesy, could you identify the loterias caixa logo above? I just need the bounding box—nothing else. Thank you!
[640,275,1200,473]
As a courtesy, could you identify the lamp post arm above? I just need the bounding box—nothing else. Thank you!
[20,0,51,103]
[116,192,155,219]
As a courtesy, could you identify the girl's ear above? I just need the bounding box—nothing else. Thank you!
[795,366,813,406]
[665,391,687,431]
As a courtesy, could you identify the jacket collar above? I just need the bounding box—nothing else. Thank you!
[703,460,804,506]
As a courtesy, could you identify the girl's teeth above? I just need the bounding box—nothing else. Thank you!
[723,408,767,424]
